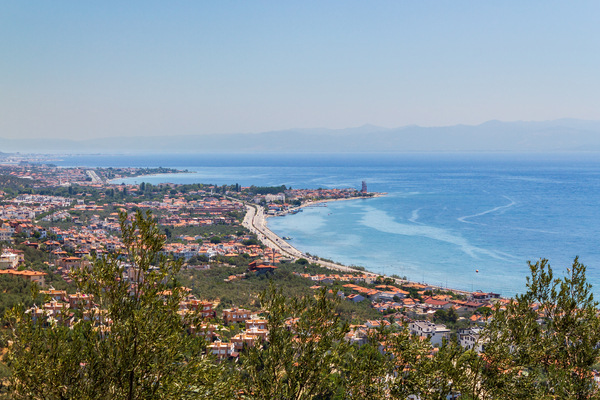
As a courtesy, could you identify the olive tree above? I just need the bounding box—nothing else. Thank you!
[240,284,352,400]
[6,210,234,400]
[481,257,600,400]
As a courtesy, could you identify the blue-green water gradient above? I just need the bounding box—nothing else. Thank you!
[58,153,600,297]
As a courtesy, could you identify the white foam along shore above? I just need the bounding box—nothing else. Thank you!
[242,194,383,271]
[242,193,478,297]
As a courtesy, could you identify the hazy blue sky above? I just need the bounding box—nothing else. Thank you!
[2,1,600,140]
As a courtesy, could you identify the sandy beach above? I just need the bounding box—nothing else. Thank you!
[242,195,388,277]
[241,194,475,297]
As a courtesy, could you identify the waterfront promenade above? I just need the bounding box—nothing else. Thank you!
[242,203,371,276]
[241,199,475,298]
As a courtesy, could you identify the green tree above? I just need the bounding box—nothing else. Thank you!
[481,257,600,400]
[240,284,351,399]
[6,210,234,400]
[337,329,393,400]
[380,325,461,400]
[433,307,458,325]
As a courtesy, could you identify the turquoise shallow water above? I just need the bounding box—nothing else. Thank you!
[60,152,600,297]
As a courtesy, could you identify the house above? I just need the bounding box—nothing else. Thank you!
[458,327,484,353]
[401,298,418,308]
[185,299,216,319]
[41,300,70,318]
[345,327,369,345]
[347,293,365,303]
[409,320,450,346]
[0,269,47,286]
[248,264,277,275]
[68,293,94,310]
[377,291,405,302]
[40,289,68,302]
[472,291,501,301]
[44,240,62,251]
[450,303,469,314]
[207,341,235,359]
[0,226,14,242]
[422,297,452,310]
[195,323,218,341]
[230,332,257,351]
[265,193,285,203]
[245,318,268,330]
[10,249,25,263]
[463,301,485,311]
[366,320,383,329]
[0,252,20,269]
[58,256,83,270]
[231,328,268,351]
[222,307,252,325]
[23,241,40,249]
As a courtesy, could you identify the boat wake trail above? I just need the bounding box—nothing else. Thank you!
[458,195,516,225]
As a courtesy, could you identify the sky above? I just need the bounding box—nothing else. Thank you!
[1,1,600,140]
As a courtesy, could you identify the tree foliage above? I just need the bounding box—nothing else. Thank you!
[5,208,600,400]
[6,210,234,400]
[481,257,600,399]
[240,284,351,399]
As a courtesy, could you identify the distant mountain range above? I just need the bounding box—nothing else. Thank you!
[3,119,600,154]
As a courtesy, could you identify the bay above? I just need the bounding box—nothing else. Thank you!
[56,152,600,297]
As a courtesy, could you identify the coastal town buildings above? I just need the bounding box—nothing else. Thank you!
[0,251,20,269]
[409,320,451,346]
[0,269,47,286]
[1,160,508,366]
[222,307,253,324]
[458,327,485,353]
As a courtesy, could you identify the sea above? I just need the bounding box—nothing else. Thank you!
[54,152,600,297]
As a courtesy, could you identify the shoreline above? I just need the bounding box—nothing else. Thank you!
[242,194,477,298]
[275,192,386,216]
[106,169,192,185]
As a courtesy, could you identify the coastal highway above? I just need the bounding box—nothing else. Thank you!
[86,170,103,183]
[242,203,373,276]
[242,204,303,259]
[240,199,474,295]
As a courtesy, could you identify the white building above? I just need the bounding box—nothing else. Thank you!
[458,327,485,353]
[0,226,14,242]
[409,320,450,346]
[208,341,235,359]
[265,193,285,203]
[0,252,19,269]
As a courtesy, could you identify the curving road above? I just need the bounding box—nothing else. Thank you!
[241,203,372,275]
[239,200,476,295]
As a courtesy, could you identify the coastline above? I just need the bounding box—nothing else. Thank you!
[106,169,191,185]
[277,192,387,216]
[100,170,493,298]
[242,195,383,271]
[242,194,474,297]
[8,154,600,299]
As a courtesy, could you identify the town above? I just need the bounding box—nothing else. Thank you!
[0,162,498,342]
[1,160,599,397]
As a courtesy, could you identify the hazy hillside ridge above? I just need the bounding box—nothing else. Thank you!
[3,119,600,153]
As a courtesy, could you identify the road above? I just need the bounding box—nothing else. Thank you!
[242,203,373,275]
[240,199,473,294]
[86,170,103,183]
[242,204,302,258]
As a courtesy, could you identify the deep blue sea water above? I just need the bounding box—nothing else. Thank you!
[55,153,600,297]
